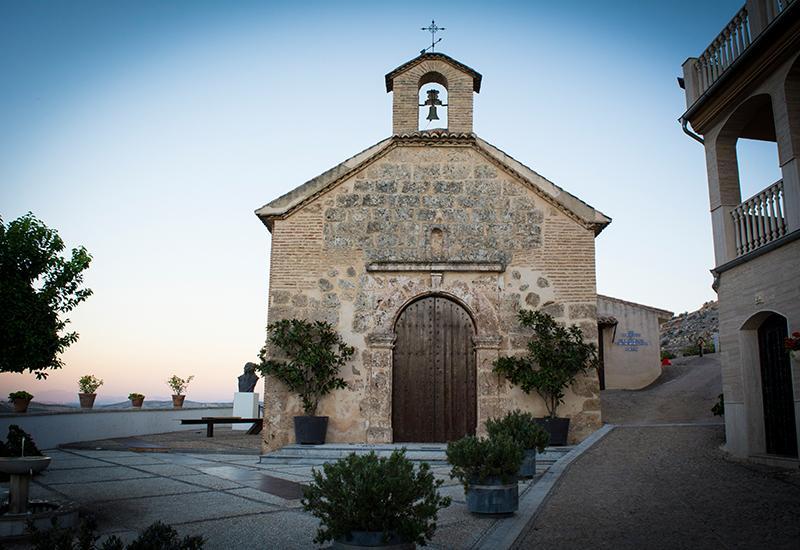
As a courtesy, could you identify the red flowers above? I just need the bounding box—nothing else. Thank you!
[785,331,800,351]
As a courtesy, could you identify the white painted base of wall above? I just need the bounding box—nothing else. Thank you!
[0,406,233,450]
[232,393,259,430]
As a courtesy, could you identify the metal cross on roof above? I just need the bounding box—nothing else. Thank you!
[420,20,445,54]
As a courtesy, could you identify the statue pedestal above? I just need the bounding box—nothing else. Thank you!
[232,392,259,430]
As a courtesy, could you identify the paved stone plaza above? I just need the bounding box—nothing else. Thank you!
[6,430,571,549]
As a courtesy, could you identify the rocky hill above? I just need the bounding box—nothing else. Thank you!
[660,300,719,356]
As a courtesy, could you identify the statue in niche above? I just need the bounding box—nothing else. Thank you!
[237,362,259,392]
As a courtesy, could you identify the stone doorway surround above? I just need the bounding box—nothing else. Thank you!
[363,261,506,443]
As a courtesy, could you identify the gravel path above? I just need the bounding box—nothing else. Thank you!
[514,425,800,549]
[601,354,723,425]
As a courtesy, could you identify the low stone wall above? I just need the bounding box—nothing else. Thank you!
[0,406,233,450]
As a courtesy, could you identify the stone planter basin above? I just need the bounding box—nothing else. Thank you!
[0,456,51,476]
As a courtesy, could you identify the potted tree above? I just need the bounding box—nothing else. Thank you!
[446,434,523,515]
[492,310,597,445]
[77,375,103,409]
[485,409,549,478]
[167,375,194,408]
[303,450,450,548]
[128,393,145,408]
[8,391,33,413]
[257,319,354,445]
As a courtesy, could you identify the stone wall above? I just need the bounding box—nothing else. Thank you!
[716,238,800,458]
[263,142,601,452]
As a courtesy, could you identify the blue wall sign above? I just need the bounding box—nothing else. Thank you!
[616,330,649,352]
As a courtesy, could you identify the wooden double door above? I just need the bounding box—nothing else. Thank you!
[758,313,798,457]
[392,296,477,443]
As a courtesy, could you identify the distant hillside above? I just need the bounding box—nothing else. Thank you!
[660,300,718,356]
[0,400,231,414]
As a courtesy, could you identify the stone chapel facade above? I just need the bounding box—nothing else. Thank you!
[256,53,611,453]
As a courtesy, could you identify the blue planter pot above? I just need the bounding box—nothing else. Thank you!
[518,449,537,478]
[332,531,414,549]
[465,476,519,515]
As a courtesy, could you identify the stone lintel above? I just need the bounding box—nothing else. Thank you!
[474,334,502,350]
[366,332,396,348]
[366,261,505,273]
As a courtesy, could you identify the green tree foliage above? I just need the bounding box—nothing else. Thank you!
[492,310,597,418]
[446,434,524,489]
[302,450,450,546]
[485,409,550,452]
[257,319,354,415]
[0,213,92,379]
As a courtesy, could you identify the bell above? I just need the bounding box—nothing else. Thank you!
[426,105,439,121]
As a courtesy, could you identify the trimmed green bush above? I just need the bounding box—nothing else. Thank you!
[257,319,354,415]
[302,450,450,546]
[492,310,597,418]
[485,409,550,452]
[446,434,523,489]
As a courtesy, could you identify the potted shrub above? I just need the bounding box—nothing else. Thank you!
[446,434,523,515]
[485,409,549,478]
[77,375,103,409]
[128,393,145,408]
[257,319,354,445]
[167,375,194,408]
[302,450,450,548]
[492,310,597,445]
[8,391,33,413]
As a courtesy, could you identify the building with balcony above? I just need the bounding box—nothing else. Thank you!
[680,0,799,465]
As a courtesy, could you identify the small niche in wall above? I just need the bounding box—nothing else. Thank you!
[430,227,444,258]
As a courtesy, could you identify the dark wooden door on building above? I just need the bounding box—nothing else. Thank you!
[392,296,476,442]
[758,313,798,458]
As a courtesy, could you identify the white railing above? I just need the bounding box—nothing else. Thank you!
[695,5,751,96]
[691,0,795,98]
[731,179,786,256]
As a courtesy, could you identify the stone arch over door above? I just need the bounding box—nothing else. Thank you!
[392,294,477,442]
[739,311,799,458]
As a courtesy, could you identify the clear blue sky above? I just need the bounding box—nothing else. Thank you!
[0,0,780,402]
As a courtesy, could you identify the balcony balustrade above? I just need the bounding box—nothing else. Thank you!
[731,179,786,256]
[684,0,795,104]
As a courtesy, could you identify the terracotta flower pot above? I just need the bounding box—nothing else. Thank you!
[12,398,31,413]
[130,397,144,408]
[172,395,186,408]
[79,393,97,409]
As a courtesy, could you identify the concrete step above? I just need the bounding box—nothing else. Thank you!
[260,443,573,466]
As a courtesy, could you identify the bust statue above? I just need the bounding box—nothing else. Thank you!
[237,362,259,392]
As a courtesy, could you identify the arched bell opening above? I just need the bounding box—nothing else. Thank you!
[418,71,448,131]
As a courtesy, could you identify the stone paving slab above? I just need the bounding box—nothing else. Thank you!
[173,510,318,549]
[62,476,209,503]
[171,473,247,490]
[86,491,280,531]
[40,465,156,484]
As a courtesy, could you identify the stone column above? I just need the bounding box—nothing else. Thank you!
[474,335,503,437]
[772,79,800,233]
[364,332,395,443]
[705,131,742,266]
